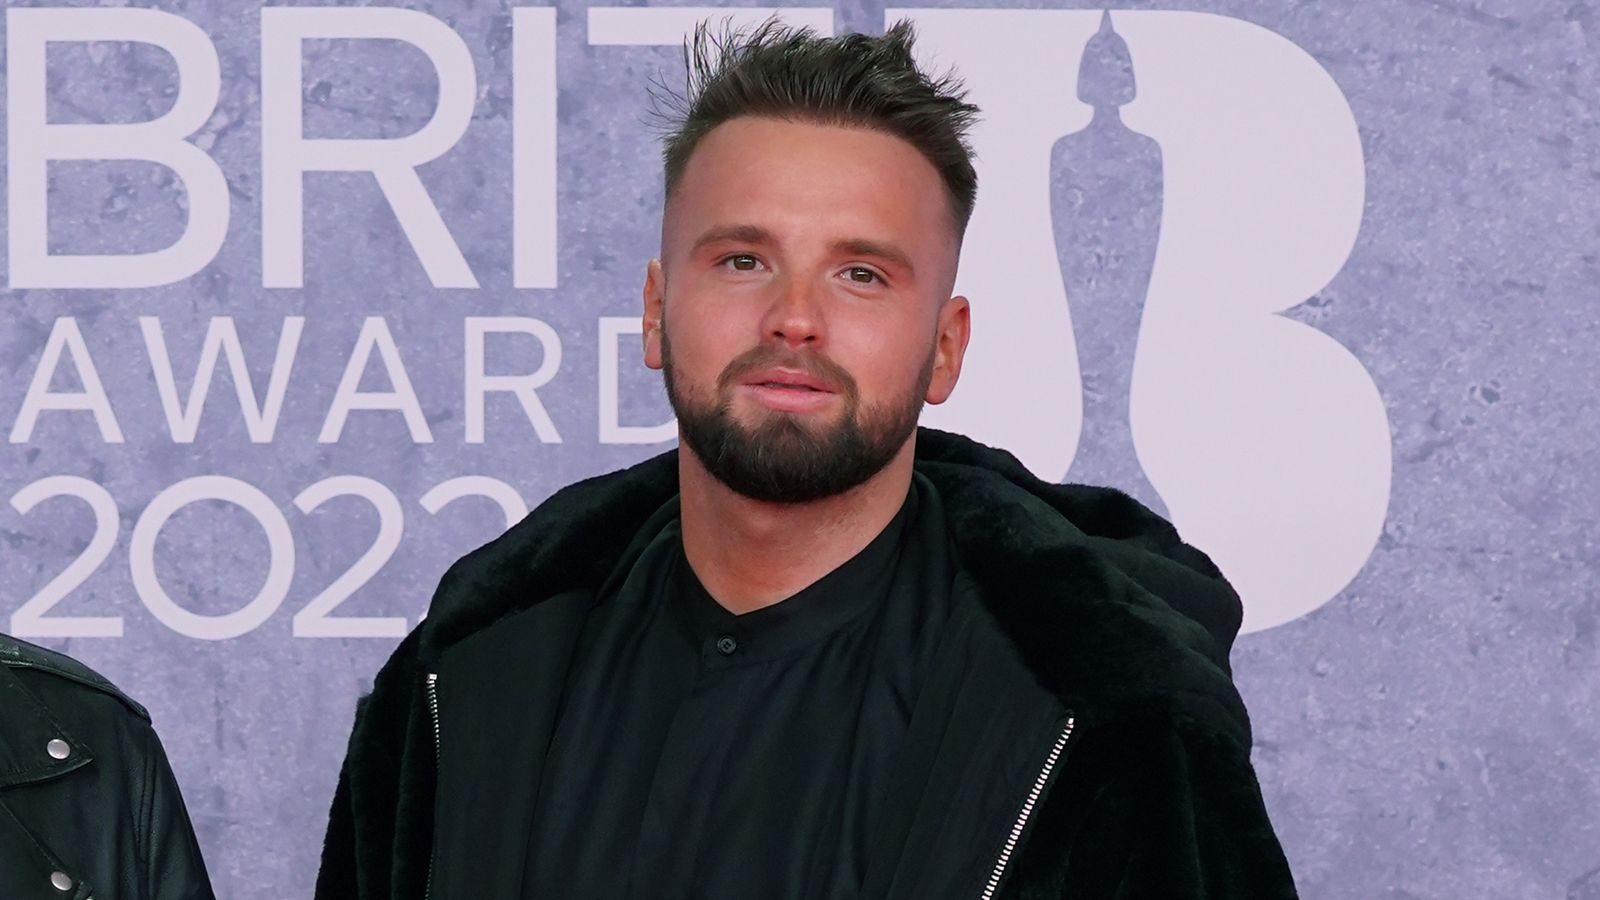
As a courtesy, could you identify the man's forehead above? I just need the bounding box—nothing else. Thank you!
[660,118,961,277]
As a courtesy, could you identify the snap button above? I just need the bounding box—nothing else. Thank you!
[46,739,70,760]
[715,634,738,655]
[50,870,72,891]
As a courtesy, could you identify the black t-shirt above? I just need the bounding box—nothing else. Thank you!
[521,473,957,899]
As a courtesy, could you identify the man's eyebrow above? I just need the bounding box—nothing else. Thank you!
[690,224,775,256]
[691,224,917,278]
[831,237,916,278]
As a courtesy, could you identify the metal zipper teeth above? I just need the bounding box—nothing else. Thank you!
[979,714,1076,900]
[424,672,441,900]
[426,672,441,752]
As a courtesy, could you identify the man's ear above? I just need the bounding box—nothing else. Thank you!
[643,258,665,371]
[925,294,971,405]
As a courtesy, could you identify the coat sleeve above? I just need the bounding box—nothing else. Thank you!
[1007,710,1299,899]
[315,630,433,900]
[314,697,367,899]
[135,718,218,900]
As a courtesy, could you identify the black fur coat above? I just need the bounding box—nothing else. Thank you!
[315,427,1298,898]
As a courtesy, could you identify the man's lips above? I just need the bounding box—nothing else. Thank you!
[739,367,836,393]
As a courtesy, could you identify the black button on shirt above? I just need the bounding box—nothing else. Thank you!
[521,473,956,899]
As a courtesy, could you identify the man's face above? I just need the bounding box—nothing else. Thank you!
[643,116,970,504]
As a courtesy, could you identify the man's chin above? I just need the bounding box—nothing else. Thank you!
[733,405,847,438]
[735,424,841,459]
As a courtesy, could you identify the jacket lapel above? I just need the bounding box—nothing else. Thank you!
[0,665,97,900]
[0,664,92,789]
[0,802,94,900]
[428,587,594,899]
[866,571,1075,900]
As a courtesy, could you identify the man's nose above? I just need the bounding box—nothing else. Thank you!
[760,275,826,349]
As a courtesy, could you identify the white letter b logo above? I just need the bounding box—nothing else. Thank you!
[905,9,1388,633]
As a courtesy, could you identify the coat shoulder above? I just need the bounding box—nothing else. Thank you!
[0,632,149,721]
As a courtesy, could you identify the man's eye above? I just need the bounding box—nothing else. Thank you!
[844,266,882,285]
[720,254,761,272]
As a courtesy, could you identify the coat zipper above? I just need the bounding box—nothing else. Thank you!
[424,672,441,900]
[978,714,1076,900]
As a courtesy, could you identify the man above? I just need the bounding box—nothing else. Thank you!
[0,632,216,899]
[316,18,1298,899]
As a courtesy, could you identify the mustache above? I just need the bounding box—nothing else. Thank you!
[718,346,857,397]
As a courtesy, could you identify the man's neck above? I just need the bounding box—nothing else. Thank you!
[677,439,916,616]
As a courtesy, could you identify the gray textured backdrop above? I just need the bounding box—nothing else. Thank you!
[2,1,1596,898]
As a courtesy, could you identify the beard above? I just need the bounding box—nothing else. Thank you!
[660,324,935,504]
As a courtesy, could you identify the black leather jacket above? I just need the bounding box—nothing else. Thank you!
[0,633,216,900]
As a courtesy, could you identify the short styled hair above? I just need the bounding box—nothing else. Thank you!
[651,17,982,241]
